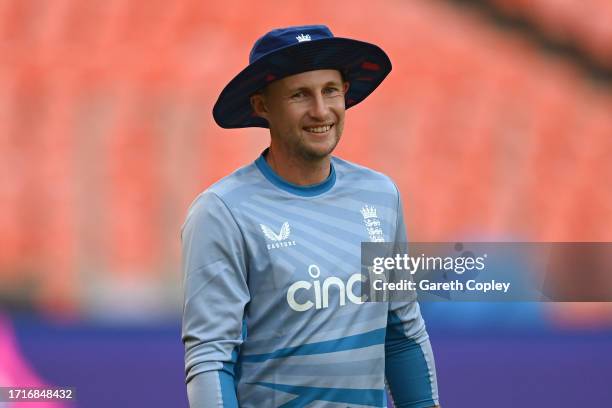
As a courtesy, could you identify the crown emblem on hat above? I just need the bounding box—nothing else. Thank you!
[295,33,311,42]
[360,205,378,220]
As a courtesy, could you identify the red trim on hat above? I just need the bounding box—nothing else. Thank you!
[361,62,380,71]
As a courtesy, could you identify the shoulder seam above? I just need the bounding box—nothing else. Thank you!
[208,192,251,274]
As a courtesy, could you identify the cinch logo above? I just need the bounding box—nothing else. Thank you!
[260,221,297,250]
[295,33,311,42]
[286,265,367,312]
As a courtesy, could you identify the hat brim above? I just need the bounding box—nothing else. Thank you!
[213,37,392,129]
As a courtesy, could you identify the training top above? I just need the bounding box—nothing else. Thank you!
[181,150,439,408]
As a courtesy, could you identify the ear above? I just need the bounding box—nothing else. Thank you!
[250,93,269,120]
[342,81,350,94]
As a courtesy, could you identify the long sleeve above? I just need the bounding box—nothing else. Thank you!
[385,189,439,408]
[181,192,250,407]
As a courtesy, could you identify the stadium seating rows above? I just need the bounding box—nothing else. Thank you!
[0,0,610,315]
[492,0,612,67]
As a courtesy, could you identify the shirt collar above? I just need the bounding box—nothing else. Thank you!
[254,149,336,197]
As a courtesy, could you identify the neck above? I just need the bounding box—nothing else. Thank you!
[265,145,331,186]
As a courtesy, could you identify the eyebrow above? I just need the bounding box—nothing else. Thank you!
[287,81,344,93]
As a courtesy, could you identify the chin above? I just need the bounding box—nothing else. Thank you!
[300,131,341,157]
[299,142,339,161]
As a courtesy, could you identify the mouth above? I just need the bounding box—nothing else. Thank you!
[303,124,334,134]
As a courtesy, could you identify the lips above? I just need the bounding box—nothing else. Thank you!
[303,124,333,133]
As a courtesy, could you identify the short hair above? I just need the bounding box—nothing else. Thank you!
[251,68,348,98]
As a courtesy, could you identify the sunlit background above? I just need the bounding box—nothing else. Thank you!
[1,0,611,407]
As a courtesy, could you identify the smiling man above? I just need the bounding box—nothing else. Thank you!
[182,25,440,408]
[250,69,348,186]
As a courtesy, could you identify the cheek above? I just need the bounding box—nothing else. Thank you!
[336,114,345,126]
[332,99,346,116]
[287,109,307,129]
[269,109,296,131]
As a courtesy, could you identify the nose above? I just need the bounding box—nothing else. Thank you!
[308,93,329,121]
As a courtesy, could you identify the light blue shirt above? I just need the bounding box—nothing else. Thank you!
[182,151,439,407]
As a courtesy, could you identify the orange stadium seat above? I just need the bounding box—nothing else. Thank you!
[492,0,612,67]
[0,0,610,315]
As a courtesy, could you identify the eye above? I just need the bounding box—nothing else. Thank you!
[290,91,306,99]
[323,87,341,96]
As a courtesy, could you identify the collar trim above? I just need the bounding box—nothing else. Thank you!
[254,150,336,197]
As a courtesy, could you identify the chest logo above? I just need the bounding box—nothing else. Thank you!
[287,264,366,312]
[260,221,297,250]
[361,205,385,242]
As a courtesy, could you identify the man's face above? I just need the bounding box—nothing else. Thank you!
[253,69,349,161]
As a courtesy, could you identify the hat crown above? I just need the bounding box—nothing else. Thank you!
[214,24,392,128]
[249,25,334,64]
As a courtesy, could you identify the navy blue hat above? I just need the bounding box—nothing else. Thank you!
[213,25,392,129]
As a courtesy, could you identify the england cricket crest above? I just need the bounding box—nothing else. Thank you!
[361,205,385,242]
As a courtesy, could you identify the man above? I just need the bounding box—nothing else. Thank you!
[182,25,439,407]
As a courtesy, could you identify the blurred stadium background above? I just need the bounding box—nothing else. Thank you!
[1,0,611,406]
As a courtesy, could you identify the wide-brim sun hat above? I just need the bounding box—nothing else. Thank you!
[213,25,392,129]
